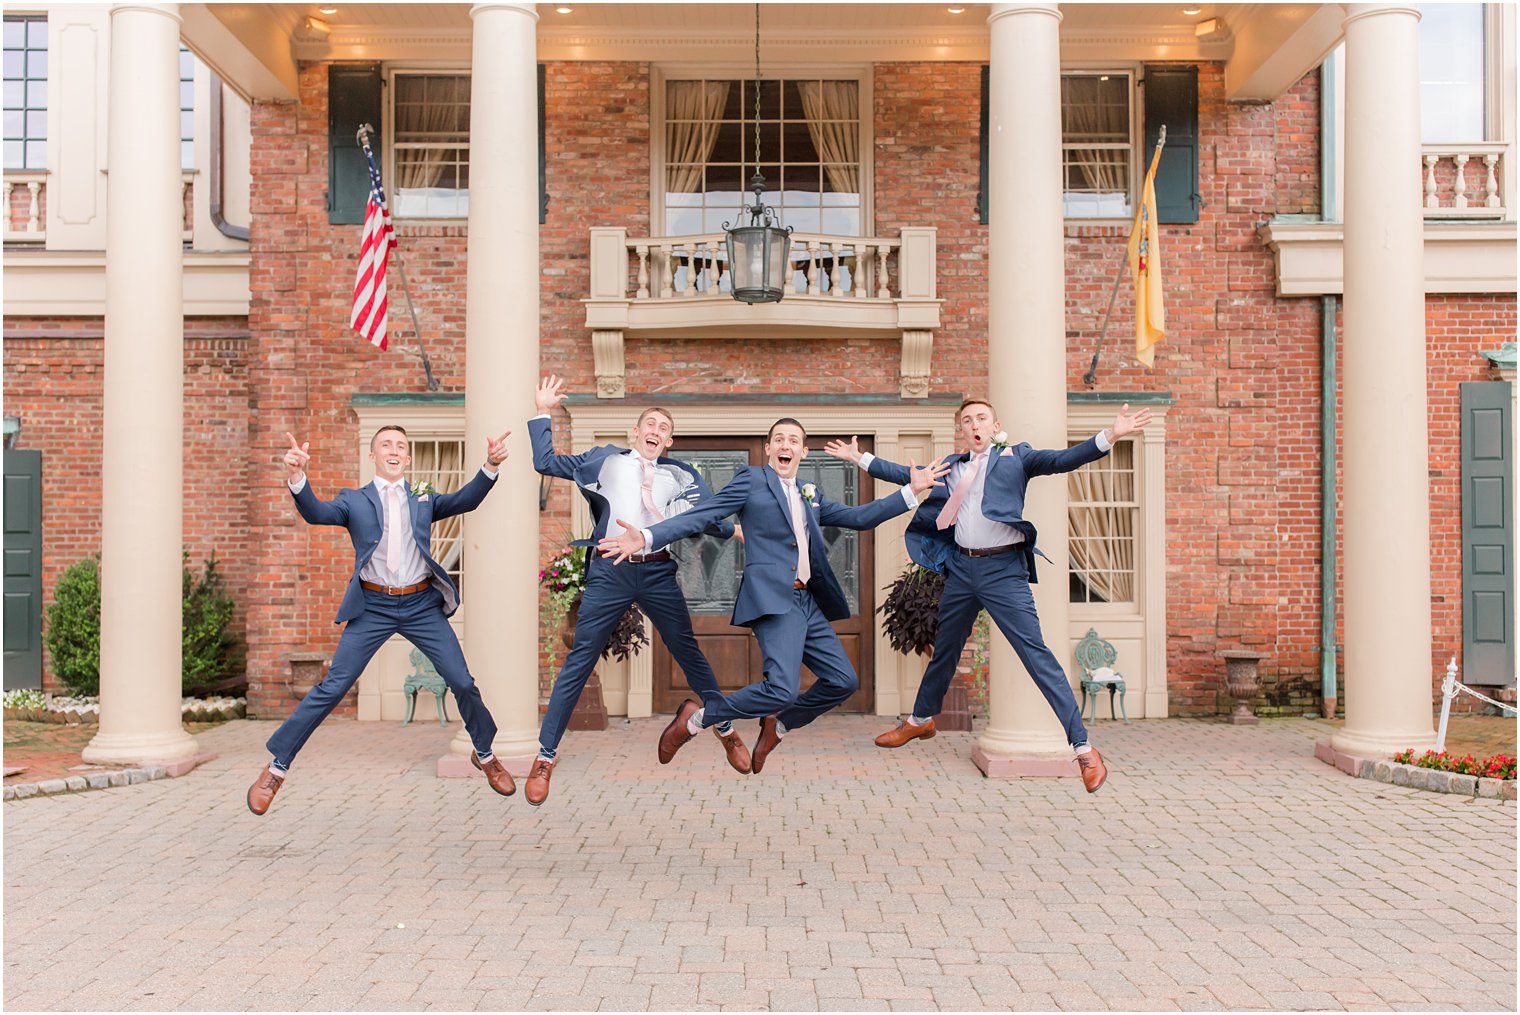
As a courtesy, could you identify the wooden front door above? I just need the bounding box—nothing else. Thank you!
[651,435,876,713]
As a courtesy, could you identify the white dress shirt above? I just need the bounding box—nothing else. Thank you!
[596,450,685,534]
[860,430,1112,549]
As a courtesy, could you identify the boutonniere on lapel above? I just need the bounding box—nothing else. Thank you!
[410,480,434,501]
[801,482,818,507]
[990,431,1014,456]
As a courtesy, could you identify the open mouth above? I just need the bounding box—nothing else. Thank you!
[643,436,661,452]
[385,458,402,468]
[776,451,795,466]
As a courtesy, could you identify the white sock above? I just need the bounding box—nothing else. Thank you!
[1074,744,1093,756]
[909,715,931,727]
[477,752,495,764]
[687,708,705,735]
[267,763,286,780]
[775,720,788,738]
[536,750,555,763]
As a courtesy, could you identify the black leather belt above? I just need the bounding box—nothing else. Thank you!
[627,551,671,563]
[957,543,1021,558]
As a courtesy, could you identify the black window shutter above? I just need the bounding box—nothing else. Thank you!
[539,63,549,224]
[1143,65,1199,224]
[328,64,382,226]
[977,65,989,225]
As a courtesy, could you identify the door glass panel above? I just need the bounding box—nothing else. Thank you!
[795,456,860,611]
[671,450,748,616]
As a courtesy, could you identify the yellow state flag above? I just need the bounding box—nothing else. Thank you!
[1127,144,1165,369]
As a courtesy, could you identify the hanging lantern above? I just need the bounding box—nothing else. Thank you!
[724,6,792,304]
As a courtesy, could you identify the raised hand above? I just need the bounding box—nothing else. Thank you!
[596,519,647,565]
[823,435,864,465]
[1111,403,1154,440]
[283,432,311,482]
[483,430,511,471]
[535,375,568,414]
[908,456,952,496]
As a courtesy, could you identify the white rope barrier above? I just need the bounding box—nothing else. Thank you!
[1434,657,1518,754]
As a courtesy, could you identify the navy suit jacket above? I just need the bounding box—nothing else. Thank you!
[289,469,497,623]
[868,436,1108,581]
[528,415,733,550]
[646,465,912,627]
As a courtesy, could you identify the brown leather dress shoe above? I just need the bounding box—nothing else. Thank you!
[658,699,701,764]
[247,768,283,815]
[472,752,516,796]
[524,757,554,806]
[751,716,782,774]
[875,717,937,749]
[1076,748,1108,793]
[714,726,752,774]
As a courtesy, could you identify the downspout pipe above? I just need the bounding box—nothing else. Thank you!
[208,72,250,242]
[1321,294,1339,718]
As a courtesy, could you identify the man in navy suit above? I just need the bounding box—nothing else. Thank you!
[600,419,948,772]
[827,399,1151,793]
[248,424,514,815]
[527,375,744,805]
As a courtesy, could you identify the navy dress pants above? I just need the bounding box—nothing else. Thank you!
[266,587,497,768]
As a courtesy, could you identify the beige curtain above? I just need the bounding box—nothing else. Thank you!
[411,439,466,570]
[797,81,859,194]
[1067,446,1135,603]
[1060,76,1126,196]
[395,76,466,190]
[666,81,730,194]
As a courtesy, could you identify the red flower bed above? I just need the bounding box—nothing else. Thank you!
[1393,749,1516,780]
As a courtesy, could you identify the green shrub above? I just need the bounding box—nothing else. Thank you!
[45,555,102,695]
[44,551,245,697]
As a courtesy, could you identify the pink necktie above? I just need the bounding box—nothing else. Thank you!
[786,480,811,585]
[640,458,665,522]
[935,453,984,530]
[386,483,405,580]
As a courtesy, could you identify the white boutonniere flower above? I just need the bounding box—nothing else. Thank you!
[801,483,818,506]
[410,480,435,500]
[989,431,1011,451]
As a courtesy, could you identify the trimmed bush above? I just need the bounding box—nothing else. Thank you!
[45,555,102,695]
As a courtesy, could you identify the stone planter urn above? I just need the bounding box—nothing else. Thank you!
[561,594,608,732]
[1220,650,1266,725]
[287,652,329,700]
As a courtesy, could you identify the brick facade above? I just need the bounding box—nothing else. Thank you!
[6,58,1514,723]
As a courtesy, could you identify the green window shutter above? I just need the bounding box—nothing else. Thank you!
[539,63,549,224]
[328,64,382,226]
[977,65,989,226]
[1142,65,1199,224]
[1461,381,1515,687]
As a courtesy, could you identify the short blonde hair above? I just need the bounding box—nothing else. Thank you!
[637,407,675,432]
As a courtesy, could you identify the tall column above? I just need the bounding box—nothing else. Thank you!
[974,3,1075,776]
[84,3,198,764]
[448,2,541,770]
[1332,4,1435,757]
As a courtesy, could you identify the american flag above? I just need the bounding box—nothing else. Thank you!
[350,144,396,350]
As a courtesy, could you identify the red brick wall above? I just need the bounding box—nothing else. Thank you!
[2,315,252,694]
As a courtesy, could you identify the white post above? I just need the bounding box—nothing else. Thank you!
[1433,657,1458,753]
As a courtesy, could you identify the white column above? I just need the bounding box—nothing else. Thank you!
[1332,4,1435,758]
[447,2,541,771]
[974,3,1075,776]
[84,3,198,764]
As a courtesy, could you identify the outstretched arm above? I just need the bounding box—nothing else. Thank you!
[816,458,949,530]
[283,432,348,526]
[599,469,753,562]
[823,436,918,486]
[529,376,594,479]
[432,430,511,520]
[1022,404,1153,476]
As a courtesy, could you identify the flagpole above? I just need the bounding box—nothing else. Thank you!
[356,124,439,392]
[1082,124,1166,388]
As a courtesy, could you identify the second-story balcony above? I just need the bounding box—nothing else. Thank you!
[583,225,942,399]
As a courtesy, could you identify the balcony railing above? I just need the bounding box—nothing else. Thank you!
[3,170,197,244]
[1423,143,1507,219]
[585,226,942,398]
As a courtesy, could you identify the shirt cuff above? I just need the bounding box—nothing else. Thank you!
[480,466,500,481]
[1094,429,1113,454]
[641,528,657,552]
[859,451,876,469]
[288,476,307,494]
[531,413,550,421]
[899,485,917,507]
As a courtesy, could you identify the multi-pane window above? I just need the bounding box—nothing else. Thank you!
[663,77,862,237]
[3,16,46,170]
[406,437,468,586]
[1418,3,1486,143]
[1061,72,1133,219]
[179,46,195,170]
[390,72,470,219]
[1068,440,1137,604]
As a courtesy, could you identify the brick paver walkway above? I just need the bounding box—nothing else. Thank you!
[5,716,1514,1011]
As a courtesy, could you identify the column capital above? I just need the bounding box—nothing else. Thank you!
[1343,5,1422,28]
[987,3,1062,27]
[109,3,182,26]
[470,3,539,24]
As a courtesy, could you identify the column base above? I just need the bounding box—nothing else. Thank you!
[972,746,1080,779]
[1329,725,1434,760]
[82,727,199,766]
